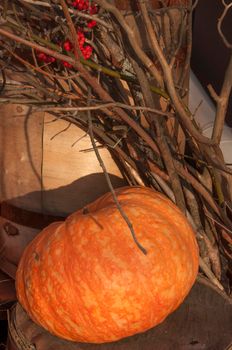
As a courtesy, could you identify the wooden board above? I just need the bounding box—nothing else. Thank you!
[0,104,44,213]
[0,108,125,217]
[42,114,125,215]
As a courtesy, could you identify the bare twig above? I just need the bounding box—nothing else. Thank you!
[95,0,164,88]
[174,161,223,219]
[131,58,186,212]
[147,160,169,181]
[218,1,232,49]
[1,20,168,98]
[0,28,75,65]
[19,0,112,29]
[38,102,173,116]
[203,233,221,280]
[199,258,224,291]
[0,28,168,156]
[178,1,194,88]
[59,0,83,60]
[87,90,147,255]
[138,1,215,145]
[184,186,222,279]
[151,172,175,202]
[20,0,50,6]
[192,0,199,11]
[3,45,81,82]
[210,54,232,144]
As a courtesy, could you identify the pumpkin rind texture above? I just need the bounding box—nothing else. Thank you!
[16,186,199,343]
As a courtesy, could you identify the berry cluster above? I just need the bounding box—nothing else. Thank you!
[37,1,98,69]
[72,0,98,14]
[72,0,98,30]
[37,52,56,64]
[60,31,93,67]
[63,31,93,59]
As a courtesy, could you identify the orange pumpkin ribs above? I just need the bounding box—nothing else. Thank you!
[16,186,199,343]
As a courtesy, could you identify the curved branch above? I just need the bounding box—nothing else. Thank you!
[211,54,232,143]
[218,1,232,49]
[0,27,163,158]
[138,1,215,146]
[95,0,164,88]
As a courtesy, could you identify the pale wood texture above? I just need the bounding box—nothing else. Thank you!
[0,104,44,212]
[0,107,125,216]
[42,114,125,215]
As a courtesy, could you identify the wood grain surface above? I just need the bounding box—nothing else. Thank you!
[0,105,44,213]
[0,108,125,217]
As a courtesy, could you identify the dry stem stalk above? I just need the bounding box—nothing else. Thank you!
[210,54,232,144]
[59,0,83,60]
[0,28,166,156]
[138,1,214,145]
[95,0,164,88]
[184,186,222,279]
[130,59,186,212]
[217,1,232,49]
[86,91,147,255]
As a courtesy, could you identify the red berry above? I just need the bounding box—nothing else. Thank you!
[81,45,93,59]
[89,5,98,14]
[62,61,73,68]
[76,0,85,10]
[72,0,98,12]
[87,20,97,28]
[83,1,89,10]
[37,52,47,61]
[63,40,72,52]
[37,51,56,64]
[47,56,56,63]
[77,31,85,48]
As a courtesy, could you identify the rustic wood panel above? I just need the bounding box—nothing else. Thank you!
[42,114,125,215]
[0,105,44,212]
[0,108,125,217]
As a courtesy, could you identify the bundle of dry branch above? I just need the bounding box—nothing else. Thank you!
[0,0,232,296]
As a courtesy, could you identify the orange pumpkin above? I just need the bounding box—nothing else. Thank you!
[16,186,199,343]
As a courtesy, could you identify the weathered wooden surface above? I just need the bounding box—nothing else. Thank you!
[42,114,125,215]
[0,104,44,213]
[7,277,232,350]
[0,107,125,217]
